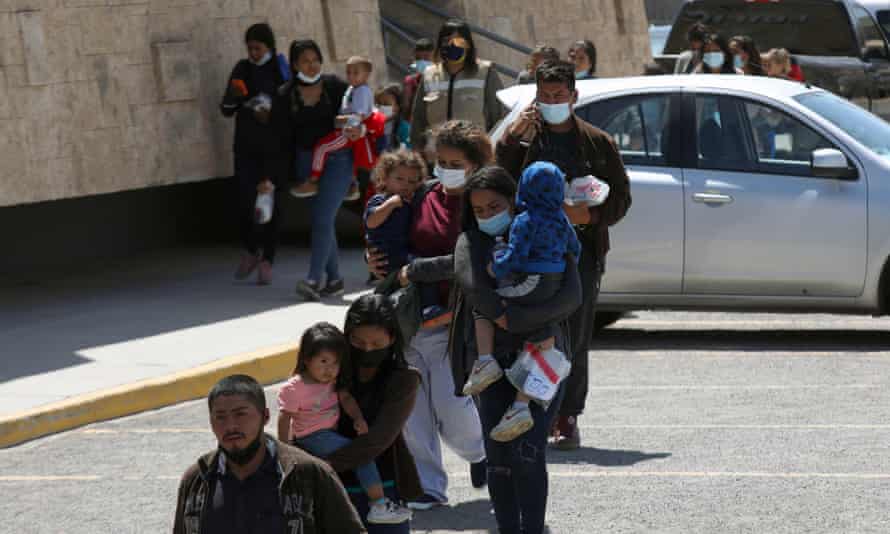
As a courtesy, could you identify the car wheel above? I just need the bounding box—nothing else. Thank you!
[594,311,624,332]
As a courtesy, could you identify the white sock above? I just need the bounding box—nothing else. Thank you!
[478,354,494,363]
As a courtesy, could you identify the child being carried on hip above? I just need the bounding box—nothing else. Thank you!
[277,322,412,525]
[291,56,382,199]
[464,162,580,442]
[364,149,443,322]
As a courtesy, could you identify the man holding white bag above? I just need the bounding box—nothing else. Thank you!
[495,60,631,449]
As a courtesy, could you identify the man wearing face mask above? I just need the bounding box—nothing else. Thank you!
[409,19,505,149]
[496,60,631,450]
[173,375,363,534]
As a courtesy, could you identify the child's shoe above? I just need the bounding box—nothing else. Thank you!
[290,181,319,198]
[257,260,273,286]
[490,403,534,442]
[367,498,413,524]
[462,357,504,396]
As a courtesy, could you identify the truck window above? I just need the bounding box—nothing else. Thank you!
[663,0,857,57]
[878,11,890,38]
[853,6,889,59]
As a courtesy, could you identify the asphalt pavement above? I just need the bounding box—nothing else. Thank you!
[3,311,890,533]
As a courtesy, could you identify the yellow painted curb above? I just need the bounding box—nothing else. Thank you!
[0,343,299,448]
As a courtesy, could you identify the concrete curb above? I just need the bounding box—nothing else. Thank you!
[0,343,299,448]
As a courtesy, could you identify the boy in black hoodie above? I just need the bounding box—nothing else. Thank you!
[221,23,291,285]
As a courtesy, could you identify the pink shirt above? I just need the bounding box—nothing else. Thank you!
[277,375,340,439]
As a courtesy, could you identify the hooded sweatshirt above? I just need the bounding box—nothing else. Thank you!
[491,161,581,280]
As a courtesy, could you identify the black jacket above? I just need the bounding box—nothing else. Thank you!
[269,75,349,187]
[220,55,288,156]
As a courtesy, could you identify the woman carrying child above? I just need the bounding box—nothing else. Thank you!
[279,294,422,532]
[452,166,582,534]
[270,40,366,301]
[277,322,413,525]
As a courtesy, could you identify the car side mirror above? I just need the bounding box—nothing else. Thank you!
[811,148,857,180]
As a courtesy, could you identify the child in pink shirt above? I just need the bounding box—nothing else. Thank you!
[277,322,412,525]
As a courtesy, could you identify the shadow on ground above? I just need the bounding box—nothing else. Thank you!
[548,446,672,466]
[0,246,369,382]
[410,499,558,533]
[596,328,890,352]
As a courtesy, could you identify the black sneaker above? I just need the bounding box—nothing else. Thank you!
[295,279,321,302]
[406,494,444,511]
[321,279,345,297]
[470,459,488,489]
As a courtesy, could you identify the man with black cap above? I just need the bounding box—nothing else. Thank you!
[221,23,291,287]
[173,374,363,534]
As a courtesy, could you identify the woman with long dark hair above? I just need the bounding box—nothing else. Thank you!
[730,35,765,76]
[695,33,736,74]
[319,294,423,533]
[409,19,505,149]
[270,39,364,302]
[568,39,597,79]
[452,166,582,534]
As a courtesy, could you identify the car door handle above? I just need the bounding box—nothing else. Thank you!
[692,192,733,205]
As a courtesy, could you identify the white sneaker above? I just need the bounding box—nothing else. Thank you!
[367,497,413,524]
[462,358,504,396]
[490,404,534,442]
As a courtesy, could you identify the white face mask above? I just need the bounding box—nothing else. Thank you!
[297,71,322,85]
[703,52,725,70]
[250,51,273,66]
[538,102,572,125]
[379,105,395,118]
[435,165,467,189]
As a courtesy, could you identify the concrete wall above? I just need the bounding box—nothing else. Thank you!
[382,0,652,80]
[0,0,386,207]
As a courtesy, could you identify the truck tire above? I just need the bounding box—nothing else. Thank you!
[594,311,624,332]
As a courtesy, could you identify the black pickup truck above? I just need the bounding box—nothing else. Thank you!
[657,0,890,121]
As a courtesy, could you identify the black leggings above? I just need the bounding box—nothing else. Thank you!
[234,152,280,263]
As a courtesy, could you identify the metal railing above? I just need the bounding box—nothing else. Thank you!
[400,0,532,55]
[380,13,520,79]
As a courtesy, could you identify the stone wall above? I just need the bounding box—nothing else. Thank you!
[0,0,386,207]
[382,0,652,81]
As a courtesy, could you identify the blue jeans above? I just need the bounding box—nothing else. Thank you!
[295,429,382,492]
[295,148,354,283]
[478,375,565,534]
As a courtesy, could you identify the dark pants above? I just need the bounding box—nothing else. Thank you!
[559,245,603,417]
[479,375,565,534]
[348,484,410,534]
[234,152,280,263]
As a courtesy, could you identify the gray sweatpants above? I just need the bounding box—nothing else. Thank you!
[403,326,486,502]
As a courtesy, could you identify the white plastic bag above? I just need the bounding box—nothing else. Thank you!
[565,175,610,207]
[505,343,572,405]
[255,186,275,225]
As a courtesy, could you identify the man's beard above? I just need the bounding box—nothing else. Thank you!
[219,430,264,466]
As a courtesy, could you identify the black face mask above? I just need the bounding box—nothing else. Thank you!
[220,431,264,466]
[352,346,394,369]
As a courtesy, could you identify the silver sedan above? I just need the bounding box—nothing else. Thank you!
[492,75,890,326]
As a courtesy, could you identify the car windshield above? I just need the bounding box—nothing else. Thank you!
[794,91,890,158]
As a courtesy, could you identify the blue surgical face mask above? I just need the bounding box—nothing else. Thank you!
[703,51,725,70]
[575,70,589,80]
[296,71,321,85]
[477,209,512,237]
[434,165,467,189]
[733,55,744,70]
[537,102,572,125]
[414,59,432,73]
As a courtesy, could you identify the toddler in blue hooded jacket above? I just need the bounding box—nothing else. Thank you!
[465,161,580,442]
